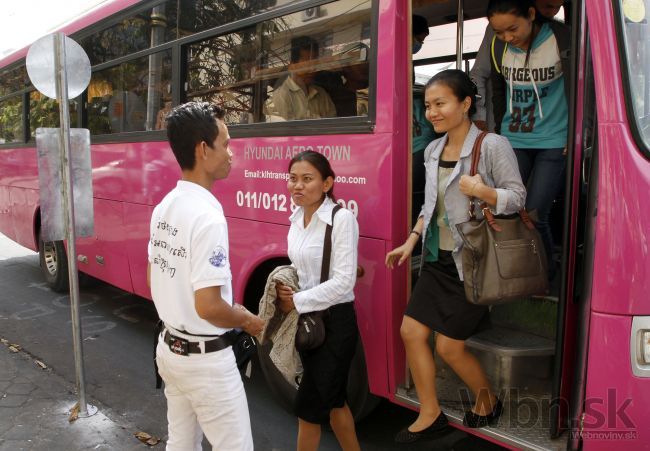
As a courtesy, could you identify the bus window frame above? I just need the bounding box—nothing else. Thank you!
[80,0,378,141]
[0,0,378,148]
[176,0,377,136]
[612,0,650,161]
[0,60,28,147]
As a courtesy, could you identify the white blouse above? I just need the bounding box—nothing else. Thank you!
[287,197,359,314]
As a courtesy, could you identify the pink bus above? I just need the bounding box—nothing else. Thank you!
[0,0,648,449]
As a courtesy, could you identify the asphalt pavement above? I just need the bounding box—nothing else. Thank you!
[0,233,503,450]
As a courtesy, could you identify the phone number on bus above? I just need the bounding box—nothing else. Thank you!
[235,191,359,217]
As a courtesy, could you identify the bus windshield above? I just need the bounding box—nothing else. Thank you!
[619,0,650,156]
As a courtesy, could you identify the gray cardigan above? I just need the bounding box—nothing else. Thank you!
[417,124,526,280]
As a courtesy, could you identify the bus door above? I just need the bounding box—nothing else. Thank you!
[539,0,603,444]
[398,1,588,449]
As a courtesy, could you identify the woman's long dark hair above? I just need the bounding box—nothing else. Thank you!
[424,69,478,119]
[487,0,548,66]
[288,151,336,200]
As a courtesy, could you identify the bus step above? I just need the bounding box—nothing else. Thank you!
[466,327,555,394]
[490,297,559,339]
[395,383,566,451]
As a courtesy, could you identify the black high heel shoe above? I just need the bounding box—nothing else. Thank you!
[462,398,503,428]
[394,411,449,443]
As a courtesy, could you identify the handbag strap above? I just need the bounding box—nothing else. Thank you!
[467,131,535,231]
[468,131,489,220]
[321,204,342,284]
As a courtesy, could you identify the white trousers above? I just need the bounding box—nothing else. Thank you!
[156,340,254,451]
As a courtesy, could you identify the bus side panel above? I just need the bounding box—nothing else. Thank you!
[354,236,390,397]
[0,184,16,243]
[0,147,38,248]
[583,312,647,449]
[124,202,154,300]
[220,133,394,241]
[75,198,133,293]
[8,187,39,251]
[377,0,410,395]
[120,140,179,300]
[590,124,650,315]
[228,217,290,303]
[588,2,650,316]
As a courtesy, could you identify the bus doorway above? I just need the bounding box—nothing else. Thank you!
[396,1,588,449]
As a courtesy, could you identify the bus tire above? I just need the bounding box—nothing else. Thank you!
[257,335,379,421]
[39,236,69,293]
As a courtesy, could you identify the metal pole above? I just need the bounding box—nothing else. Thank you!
[456,0,464,69]
[53,32,89,417]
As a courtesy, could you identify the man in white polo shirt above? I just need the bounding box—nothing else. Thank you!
[148,101,264,451]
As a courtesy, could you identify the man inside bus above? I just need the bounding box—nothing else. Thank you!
[267,36,337,121]
[147,102,264,450]
[470,0,567,131]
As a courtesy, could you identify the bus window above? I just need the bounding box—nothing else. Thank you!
[29,92,78,139]
[79,1,283,67]
[87,50,172,135]
[185,0,371,124]
[0,96,23,144]
[0,65,27,97]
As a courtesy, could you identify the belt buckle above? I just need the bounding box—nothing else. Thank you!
[169,335,189,356]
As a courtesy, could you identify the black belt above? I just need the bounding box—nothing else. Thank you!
[163,329,234,356]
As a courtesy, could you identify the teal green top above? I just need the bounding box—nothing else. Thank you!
[423,160,457,262]
[423,217,439,263]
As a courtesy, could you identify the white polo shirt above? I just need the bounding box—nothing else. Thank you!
[148,180,232,335]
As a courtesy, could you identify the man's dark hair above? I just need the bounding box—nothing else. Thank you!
[290,36,319,64]
[413,15,429,36]
[165,102,225,170]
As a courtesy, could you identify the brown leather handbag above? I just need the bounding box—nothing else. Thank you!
[456,132,549,305]
[295,205,341,351]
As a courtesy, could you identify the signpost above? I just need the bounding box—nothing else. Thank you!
[26,33,96,418]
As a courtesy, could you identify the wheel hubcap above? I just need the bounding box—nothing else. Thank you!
[43,242,58,276]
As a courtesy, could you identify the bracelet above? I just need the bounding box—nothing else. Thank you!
[410,230,421,237]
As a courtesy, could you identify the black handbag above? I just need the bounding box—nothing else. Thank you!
[229,329,257,371]
[294,205,341,352]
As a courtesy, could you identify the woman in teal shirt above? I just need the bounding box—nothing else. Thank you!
[489,0,570,278]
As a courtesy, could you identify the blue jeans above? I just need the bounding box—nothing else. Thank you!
[514,148,566,277]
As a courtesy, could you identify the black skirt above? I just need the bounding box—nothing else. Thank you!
[406,250,489,340]
[295,302,358,424]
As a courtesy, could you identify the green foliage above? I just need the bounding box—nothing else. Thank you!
[29,95,59,136]
[0,96,23,143]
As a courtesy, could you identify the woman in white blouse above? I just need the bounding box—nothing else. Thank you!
[276,151,361,451]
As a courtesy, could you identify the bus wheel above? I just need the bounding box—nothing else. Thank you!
[257,336,379,421]
[39,236,69,293]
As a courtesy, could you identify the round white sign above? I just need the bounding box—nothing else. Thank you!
[26,33,91,100]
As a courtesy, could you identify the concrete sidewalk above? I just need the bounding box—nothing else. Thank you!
[0,339,150,451]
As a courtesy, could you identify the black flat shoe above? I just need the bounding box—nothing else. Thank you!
[395,411,449,443]
[462,398,503,428]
